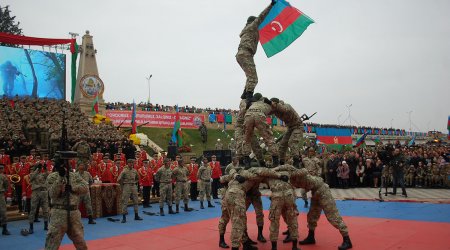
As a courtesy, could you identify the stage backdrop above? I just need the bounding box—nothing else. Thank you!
[106,110,205,129]
[0,45,66,99]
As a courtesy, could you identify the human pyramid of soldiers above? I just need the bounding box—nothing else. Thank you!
[218,1,353,250]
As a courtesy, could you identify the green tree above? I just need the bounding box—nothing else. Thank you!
[0,5,23,47]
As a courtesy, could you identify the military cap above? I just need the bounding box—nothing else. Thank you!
[253,93,262,101]
[127,159,135,163]
[270,98,280,103]
[247,16,257,24]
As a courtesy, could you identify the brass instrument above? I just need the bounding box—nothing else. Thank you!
[9,174,21,184]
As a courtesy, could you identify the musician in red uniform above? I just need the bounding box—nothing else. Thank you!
[26,149,38,165]
[0,149,11,166]
[114,147,126,163]
[87,161,98,179]
[151,153,163,198]
[12,156,30,211]
[138,159,154,207]
[40,154,53,173]
[98,156,113,183]
[139,146,148,161]
[109,160,122,183]
[187,157,199,201]
[92,148,104,164]
[209,155,222,199]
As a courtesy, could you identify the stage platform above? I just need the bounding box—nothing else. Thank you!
[1,196,449,250]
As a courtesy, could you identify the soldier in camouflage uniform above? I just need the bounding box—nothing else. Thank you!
[28,163,50,234]
[254,167,299,250]
[237,2,274,104]
[155,158,175,216]
[118,159,143,223]
[405,165,416,187]
[45,166,88,250]
[414,164,424,187]
[172,159,194,213]
[300,147,323,208]
[274,165,353,250]
[0,164,11,235]
[76,162,96,224]
[220,167,283,250]
[431,163,441,187]
[71,138,91,164]
[269,98,304,168]
[243,96,278,167]
[197,157,215,209]
[424,163,433,187]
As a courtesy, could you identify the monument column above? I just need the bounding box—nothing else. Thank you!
[74,30,105,116]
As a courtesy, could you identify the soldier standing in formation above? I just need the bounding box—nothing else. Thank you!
[172,158,194,213]
[0,164,11,235]
[71,138,91,164]
[215,139,224,150]
[45,160,88,250]
[118,159,143,223]
[28,163,50,233]
[76,162,96,224]
[197,157,215,209]
[138,159,153,208]
[155,158,175,216]
[187,157,199,201]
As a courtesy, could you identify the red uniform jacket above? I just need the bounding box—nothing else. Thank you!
[21,174,32,198]
[187,163,199,182]
[138,166,153,186]
[0,154,11,166]
[151,158,163,173]
[10,162,30,185]
[209,161,222,179]
[109,166,122,183]
[87,164,97,178]
[92,153,104,163]
[98,162,113,182]
[134,161,143,171]
[140,151,148,161]
[114,153,126,162]
[26,155,37,165]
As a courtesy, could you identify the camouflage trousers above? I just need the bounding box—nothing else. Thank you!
[243,114,277,156]
[279,125,303,161]
[198,180,212,202]
[79,191,93,217]
[269,192,298,241]
[235,123,263,161]
[174,181,189,205]
[236,50,258,93]
[300,188,308,201]
[307,186,349,236]
[0,192,6,225]
[159,183,173,208]
[223,188,247,248]
[29,190,49,223]
[405,174,414,186]
[121,184,139,214]
[45,209,87,250]
[245,191,264,227]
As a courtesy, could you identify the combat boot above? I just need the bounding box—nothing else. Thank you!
[160,207,165,216]
[283,231,292,243]
[258,160,266,167]
[88,216,96,224]
[282,230,289,235]
[304,199,309,208]
[291,239,299,250]
[168,205,176,214]
[299,230,315,245]
[338,236,353,250]
[271,241,277,250]
[2,224,11,235]
[208,201,215,208]
[402,191,408,198]
[121,214,127,223]
[219,233,230,248]
[244,91,254,110]
[44,221,48,230]
[272,156,280,167]
[184,203,194,212]
[257,226,266,242]
[176,205,180,213]
[134,213,143,220]
[293,157,301,168]
[243,241,258,250]
[200,201,205,209]
[244,231,257,245]
[29,223,34,234]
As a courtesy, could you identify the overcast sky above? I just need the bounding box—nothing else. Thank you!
[4,0,450,132]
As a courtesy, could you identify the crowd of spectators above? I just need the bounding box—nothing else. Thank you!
[105,102,237,115]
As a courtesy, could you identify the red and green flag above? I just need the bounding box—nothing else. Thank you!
[171,106,183,147]
[131,100,137,134]
[354,133,368,148]
[258,0,314,57]
[91,92,99,116]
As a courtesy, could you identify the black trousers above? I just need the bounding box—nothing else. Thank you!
[392,171,406,195]
[212,178,220,199]
[142,186,151,206]
[190,182,198,201]
[152,178,160,197]
[15,184,23,211]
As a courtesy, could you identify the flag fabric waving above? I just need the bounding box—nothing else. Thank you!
[131,100,137,134]
[354,133,368,148]
[258,0,314,57]
[408,135,416,147]
[171,106,183,147]
[91,92,99,116]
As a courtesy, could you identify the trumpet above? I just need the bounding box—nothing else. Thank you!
[9,174,21,184]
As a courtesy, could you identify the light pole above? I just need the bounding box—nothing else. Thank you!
[390,118,394,129]
[146,74,152,103]
[406,111,413,131]
[346,104,353,126]
[337,114,343,125]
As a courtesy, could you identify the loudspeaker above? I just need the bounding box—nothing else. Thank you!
[167,146,178,160]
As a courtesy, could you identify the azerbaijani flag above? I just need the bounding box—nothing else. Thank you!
[316,128,353,145]
[258,0,314,57]
[131,100,137,134]
[354,133,368,148]
[171,106,183,147]
[91,92,99,116]
[447,116,450,130]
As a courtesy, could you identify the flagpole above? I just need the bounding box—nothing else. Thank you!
[146,74,152,103]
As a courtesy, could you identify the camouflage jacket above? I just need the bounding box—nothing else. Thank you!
[238,4,272,55]
[303,156,322,176]
[118,167,139,185]
[46,172,88,206]
[246,99,272,117]
[274,165,326,192]
[30,167,49,191]
[172,166,189,182]
[270,101,302,127]
[197,165,212,182]
[155,166,173,183]
[77,171,93,186]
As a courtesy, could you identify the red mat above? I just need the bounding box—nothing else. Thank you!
[61,211,450,250]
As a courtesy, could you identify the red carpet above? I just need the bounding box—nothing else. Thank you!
[61,211,450,250]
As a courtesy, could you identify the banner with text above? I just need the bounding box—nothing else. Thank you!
[106,110,205,129]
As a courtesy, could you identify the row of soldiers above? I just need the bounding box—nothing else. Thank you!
[400,162,448,188]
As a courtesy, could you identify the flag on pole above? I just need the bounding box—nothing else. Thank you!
[91,92,99,116]
[258,0,314,57]
[408,135,416,147]
[354,133,368,148]
[171,105,183,147]
[131,100,137,134]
